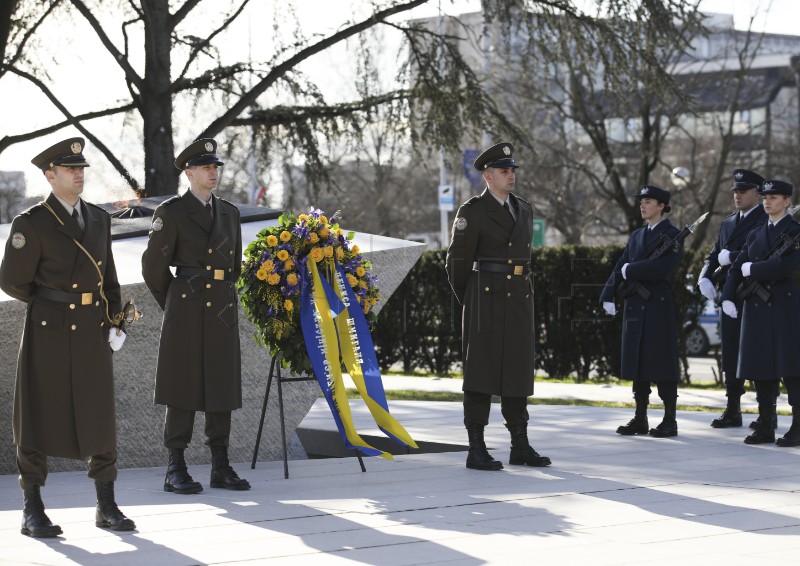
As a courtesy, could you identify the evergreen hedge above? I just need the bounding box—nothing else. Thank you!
[373,245,708,382]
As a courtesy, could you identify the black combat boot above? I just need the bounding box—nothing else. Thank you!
[20,485,62,538]
[616,396,649,435]
[749,402,778,430]
[465,423,503,471]
[649,399,678,438]
[776,406,800,447]
[507,423,551,467]
[711,395,742,428]
[744,403,776,444]
[209,446,251,490]
[164,448,203,494]
[95,481,136,531]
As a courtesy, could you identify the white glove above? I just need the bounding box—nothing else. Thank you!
[621,263,629,280]
[602,301,616,316]
[718,249,732,266]
[741,262,752,278]
[108,328,126,352]
[722,300,737,319]
[698,278,716,301]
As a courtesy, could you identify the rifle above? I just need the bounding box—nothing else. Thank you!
[616,212,709,301]
[735,230,800,302]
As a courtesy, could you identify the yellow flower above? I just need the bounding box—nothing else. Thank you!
[356,266,366,277]
[298,214,309,222]
[266,235,278,247]
[352,245,360,254]
[310,247,324,262]
[286,273,298,285]
[284,258,295,271]
[284,299,294,312]
[309,232,319,244]
[280,230,292,242]
[277,249,289,261]
[323,246,334,258]
[319,215,328,225]
[363,303,370,314]
[346,273,358,287]
[336,247,344,260]
[336,228,343,237]
[256,268,267,281]
[267,273,280,285]
[262,259,274,272]
[319,226,330,237]
[359,280,368,289]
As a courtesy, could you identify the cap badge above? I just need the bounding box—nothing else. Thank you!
[735,172,743,180]
[455,217,468,231]
[763,182,773,191]
[11,232,26,249]
[641,187,649,194]
[71,142,82,154]
[204,142,213,152]
[502,146,511,156]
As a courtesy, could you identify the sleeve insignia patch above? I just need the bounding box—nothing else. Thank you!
[151,217,164,232]
[455,217,468,230]
[11,232,26,249]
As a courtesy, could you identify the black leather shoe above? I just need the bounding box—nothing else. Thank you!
[649,419,678,438]
[209,446,251,490]
[776,407,800,447]
[744,427,775,444]
[21,486,62,538]
[617,416,649,435]
[164,449,203,494]
[466,447,504,470]
[95,481,136,531]
[711,409,742,428]
[509,446,551,467]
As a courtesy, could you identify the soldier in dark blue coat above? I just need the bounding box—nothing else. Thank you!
[697,169,768,429]
[600,186,683,438]
[446,142,550,471]
[721,179,800,447]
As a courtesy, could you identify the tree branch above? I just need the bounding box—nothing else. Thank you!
[171,0,204,29]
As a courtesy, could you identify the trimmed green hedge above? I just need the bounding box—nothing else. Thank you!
[373,246,708,382]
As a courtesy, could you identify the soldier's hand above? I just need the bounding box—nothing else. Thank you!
[108,328,127,352]
[717,249,732,266]
[741,262,752,277]
[721,300,737,319]
[602,301,616,316]
[698,278,716,301]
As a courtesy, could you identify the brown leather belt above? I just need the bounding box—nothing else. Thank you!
[473,261,530,276]
[176,266,236,282]
[35,286,99,305]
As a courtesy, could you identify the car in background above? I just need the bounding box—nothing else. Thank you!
[685,298,721,356]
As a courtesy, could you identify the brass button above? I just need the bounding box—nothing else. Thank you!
[69,304,75,309]
[98,260,102,265]
[41,321,47,326]
[507,259,512,264]
[71,324,77,331]
[485,287,490,292]
[507,293,511,298]
[100,321,104,327]
[526,294,530,298]
[506,275,511,280]
[206,302,212,307]
[527,243,531,248]
[228,268,232,272]
[97,282,101,287]
[206,284,211,289]
[72,283,78,289]
[508,242,512,247]
[206,265,211,270]
[208,248,213,254]
[95,301,100,306]
[181,293,187,298]
[229,251,233,255]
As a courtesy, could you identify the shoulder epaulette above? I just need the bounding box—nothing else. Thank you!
[20,201,46,216]
[161,195,181,206]
[216,197,239,212]
[84,201,110,215]
[463,195,480,206]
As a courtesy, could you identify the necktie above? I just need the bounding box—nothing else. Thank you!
[72,208,83,232]
[768,222,774,244]
[503,201,515,223]
[735,213,741,226]
[206,202,213,220]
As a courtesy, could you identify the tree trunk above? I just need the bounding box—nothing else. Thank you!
[141,1,178,197]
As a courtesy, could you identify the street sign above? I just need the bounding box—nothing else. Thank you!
[532,218,545,247]
[438,184,454,211]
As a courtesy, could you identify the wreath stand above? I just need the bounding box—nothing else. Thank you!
[251,354,366,478]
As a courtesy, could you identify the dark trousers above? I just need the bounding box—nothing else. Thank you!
[17,445,117,489]
[164,406,232,449]
[725,377,747,398]
[463,391,529,427]
[632,380,678,403]
[755,378,800,406]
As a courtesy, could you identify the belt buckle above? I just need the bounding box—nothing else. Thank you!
[81,292,93,305]
[513,265,523,276]
[214,269,225,281]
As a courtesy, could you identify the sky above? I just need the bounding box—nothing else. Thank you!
[1,0,799,201]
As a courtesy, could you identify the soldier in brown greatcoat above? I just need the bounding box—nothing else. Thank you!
[142,138,249,494]
[446,142,551,471]
[0,138,135,537]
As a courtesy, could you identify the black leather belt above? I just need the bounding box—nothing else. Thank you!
[473,261,530,276]
[35,286,100,305]
[176,266,236,282]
